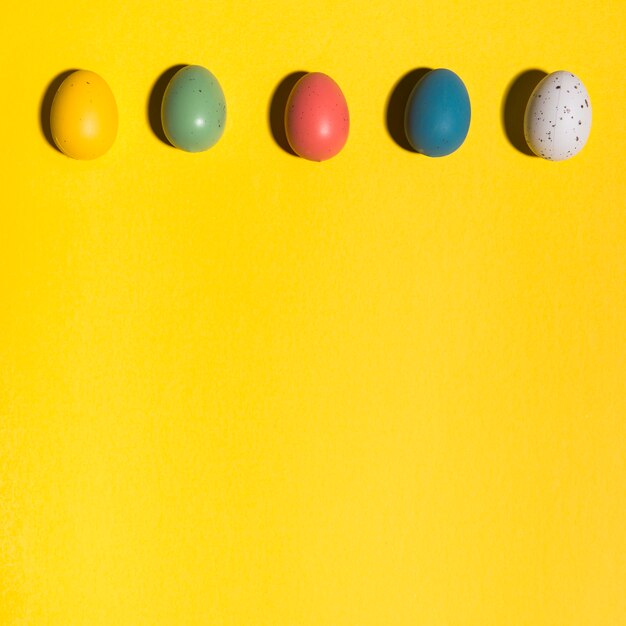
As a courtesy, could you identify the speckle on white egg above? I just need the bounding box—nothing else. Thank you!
[524,71,591,161]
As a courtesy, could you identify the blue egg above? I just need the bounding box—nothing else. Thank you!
[404,69,471,157]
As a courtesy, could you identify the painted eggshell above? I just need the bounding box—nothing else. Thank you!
[524,71,591,161]
[50,70,118,160]
[285,72,349,161]
[404,68,471,157]
[161,65,226,152]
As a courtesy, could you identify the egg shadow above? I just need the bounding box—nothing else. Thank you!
[268,71,307,156]
[147,64,187,146]
[385,68,432,152]
[502,69,548,156]
[40,69,78,152]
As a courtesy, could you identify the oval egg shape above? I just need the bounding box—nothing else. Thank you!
[404,69,471,157]
[524,71,591,161]
[285,72,349,161]
[161,65,226,152]
[50,70,118,160]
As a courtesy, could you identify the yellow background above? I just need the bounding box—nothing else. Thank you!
[1,0,625,624]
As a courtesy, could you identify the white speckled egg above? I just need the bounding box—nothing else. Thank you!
[524,71,591,161]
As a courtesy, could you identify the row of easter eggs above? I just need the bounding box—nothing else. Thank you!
[49,66,592,162]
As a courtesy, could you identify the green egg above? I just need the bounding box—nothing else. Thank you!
[161,65,226,152]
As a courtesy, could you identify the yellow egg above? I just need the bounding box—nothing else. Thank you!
[50,70,118,160]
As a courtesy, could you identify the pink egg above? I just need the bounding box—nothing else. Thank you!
[285,72,349,161]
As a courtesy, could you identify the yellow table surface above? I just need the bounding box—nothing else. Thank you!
[1,1,625,624]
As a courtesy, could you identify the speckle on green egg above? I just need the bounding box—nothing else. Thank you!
[161,65,226,152]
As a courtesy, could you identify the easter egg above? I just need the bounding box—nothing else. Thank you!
[50,70,118,160]
[285,72,349,161]
[161,65,226,152]
[524,71,591,161]
[404,69,471,157]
